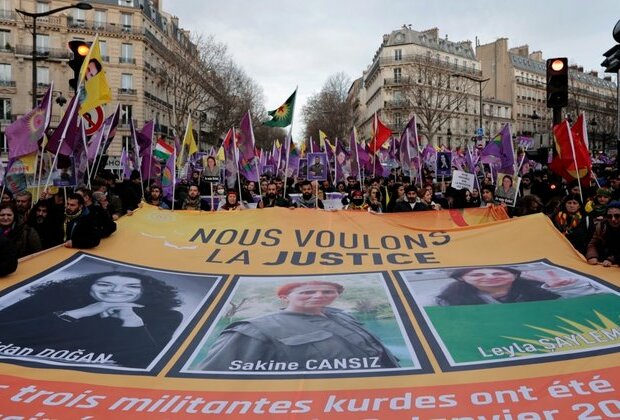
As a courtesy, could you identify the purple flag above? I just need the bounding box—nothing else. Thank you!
[86,122,106,163]
[237,111,259,182]
[222,128,237,188]
[101,104,120,154]
[481,123,515,175]
[334,139,350,182]
[139,120,155,180]
[7,84,53,159]
[349,129,361,181]
[46,95,80,156]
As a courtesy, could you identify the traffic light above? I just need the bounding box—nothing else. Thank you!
[67,40,90,91]
[546,57,568,108]
[601,44,620,73]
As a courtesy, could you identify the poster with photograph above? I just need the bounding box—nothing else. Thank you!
[436,152,452,177]
[262,164,275,178]
[298,158,307,180]
[396,261,620,370]
[52,156,77,187]
[0,254,223,373]
[177,272,427,377]
[201,155,221,183]
[306,153,328,181]
[494,172,521,206]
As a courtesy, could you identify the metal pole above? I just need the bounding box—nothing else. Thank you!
[479,81,483,134]
[31,17,37,108]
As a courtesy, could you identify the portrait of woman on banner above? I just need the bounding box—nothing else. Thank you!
[0,271,183,369]
[197,280,400,372]
[435,266,600,306]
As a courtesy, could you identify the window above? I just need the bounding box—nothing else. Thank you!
[121,43,134,64]
[394,49,402,61]
[120,104,132,125]
[0,63,10,81]
[99,40,108,61]
[121,13,132,31]
[94,10,107,28]
[36,2,49,13]
[118,0,134,6]
[394,113,402,127]
[121,74,133,90]
[73,9,86,25]
[37,67,49,85]
[0,98,10,120]
[36,34,49,54]
[394,68,401,83]
[0,29,9,49]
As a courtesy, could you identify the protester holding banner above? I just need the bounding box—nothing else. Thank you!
[0,271,182,368]
[27,201,64,250]
[219,190,245,211]
[435,266,596,306]
[294,181,324,209]
[394,186,418,212]
[586,200,620,267]
[0,234,17,276]
[198,280,400,372]
[258,182,290,208]
[414,189,441,211]
[63,193,101,249]
[0,203,42,258]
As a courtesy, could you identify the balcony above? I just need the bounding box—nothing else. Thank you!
[144,61,158,74]
[0,80,16,88]
[0,10,15,22]
[384,99,411,109]
[14,45,71,60]
[118,88,137,96]
[119,57,136,65]
[384,76,411,86]
[67,17,143,35]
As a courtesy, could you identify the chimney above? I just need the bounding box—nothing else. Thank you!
[578,66,584,73]
[589,70,599,78]
[422,27,439,40]
[604,76,612,82]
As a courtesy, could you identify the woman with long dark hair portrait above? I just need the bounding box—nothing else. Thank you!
[436,266,596,306]
[0,271,182,368]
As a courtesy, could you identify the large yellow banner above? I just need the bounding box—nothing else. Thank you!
[0,206,618,419]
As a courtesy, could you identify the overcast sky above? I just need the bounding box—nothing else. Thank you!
[165,0,618,139]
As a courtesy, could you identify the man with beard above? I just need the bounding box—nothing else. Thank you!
[586,201,620,267]
[28,201,63,250]
[63,193,100,249]
[295,180,324,209]
[258,182,290,208]
[181,184,210,210]
[14,191,32,224]
[75,187,117,238]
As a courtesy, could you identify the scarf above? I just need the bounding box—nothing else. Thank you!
[64,209,83,240]
[554,211,582,235]
[297,195,317,208]
[183,196,201,210]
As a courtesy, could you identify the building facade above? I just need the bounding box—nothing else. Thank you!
[353,26,512,149]
[0,0,218,162]
[477,39,617,152]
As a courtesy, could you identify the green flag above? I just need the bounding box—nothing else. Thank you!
[263,89,296,127]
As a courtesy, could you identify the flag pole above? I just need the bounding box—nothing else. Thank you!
[43,94,80,192]
[232,127,243,199]
[35,136,47,202]
[566,120,584,203]
[80,121,92,189]
[283,128,292,196]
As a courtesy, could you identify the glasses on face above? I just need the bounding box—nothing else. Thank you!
[606,214,620,220]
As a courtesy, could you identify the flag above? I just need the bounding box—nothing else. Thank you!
[263,89,296,127]
[77,35,112,115]
[101,104,120,154]
[6,83,53,159]
[86,122,106,163]
[237,111,259,182]
[161,146,176,200]
[154,139,174,161]
[550,119,591,183]
[480,123,515,174]
[176,114,197,168]
[334,138,350,182]
[138,120,155,181]
[318,130,328,151]
[222,128,237,188]
[368,112,392,154]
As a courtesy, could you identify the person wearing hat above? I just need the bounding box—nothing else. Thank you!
[219,189,246,211]
[345,190,369,211]
[585,188,612,222]
[551,194,590,256]
[586,200,620,267]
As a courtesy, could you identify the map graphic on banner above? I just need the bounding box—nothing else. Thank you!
[0,206,618,419]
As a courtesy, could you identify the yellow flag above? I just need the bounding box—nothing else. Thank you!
[78,35,112,116]
[319,130,327,149]
[216,146,225,162]
[177,115,197,167]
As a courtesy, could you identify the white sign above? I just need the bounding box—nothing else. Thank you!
[105,156,122,170]
[451,170,475,191]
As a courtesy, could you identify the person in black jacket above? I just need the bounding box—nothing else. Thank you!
[0,235,17,277]
[63,193,101,249]
[76,187,116,238]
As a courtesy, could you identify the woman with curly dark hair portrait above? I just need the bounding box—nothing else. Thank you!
[0,271,182,368]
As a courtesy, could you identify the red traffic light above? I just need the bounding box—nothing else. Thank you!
[550,59,565,72]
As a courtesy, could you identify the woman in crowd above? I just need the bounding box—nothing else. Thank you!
[367,186,383,213]
[551,194,590,255]
[219,190,246,211]
[198,280,399,371]
[385,183,405,213]
[0,203,41,258]
[0,271,183,368]
[414,188,441,211]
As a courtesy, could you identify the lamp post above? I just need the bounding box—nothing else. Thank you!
[590,116,598,151]
[16,2,93,108]
[452,73,490,138]
[447,128,452,150]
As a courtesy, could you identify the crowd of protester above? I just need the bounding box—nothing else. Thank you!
[1,159,619,277]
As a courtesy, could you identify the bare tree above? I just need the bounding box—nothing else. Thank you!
[398,56,470,146]
[302,72,354,144]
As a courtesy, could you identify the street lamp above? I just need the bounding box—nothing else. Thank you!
[452,73,490,138]
[591,116,598,151]
[447,128,452,149]
[16,2,93,108]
